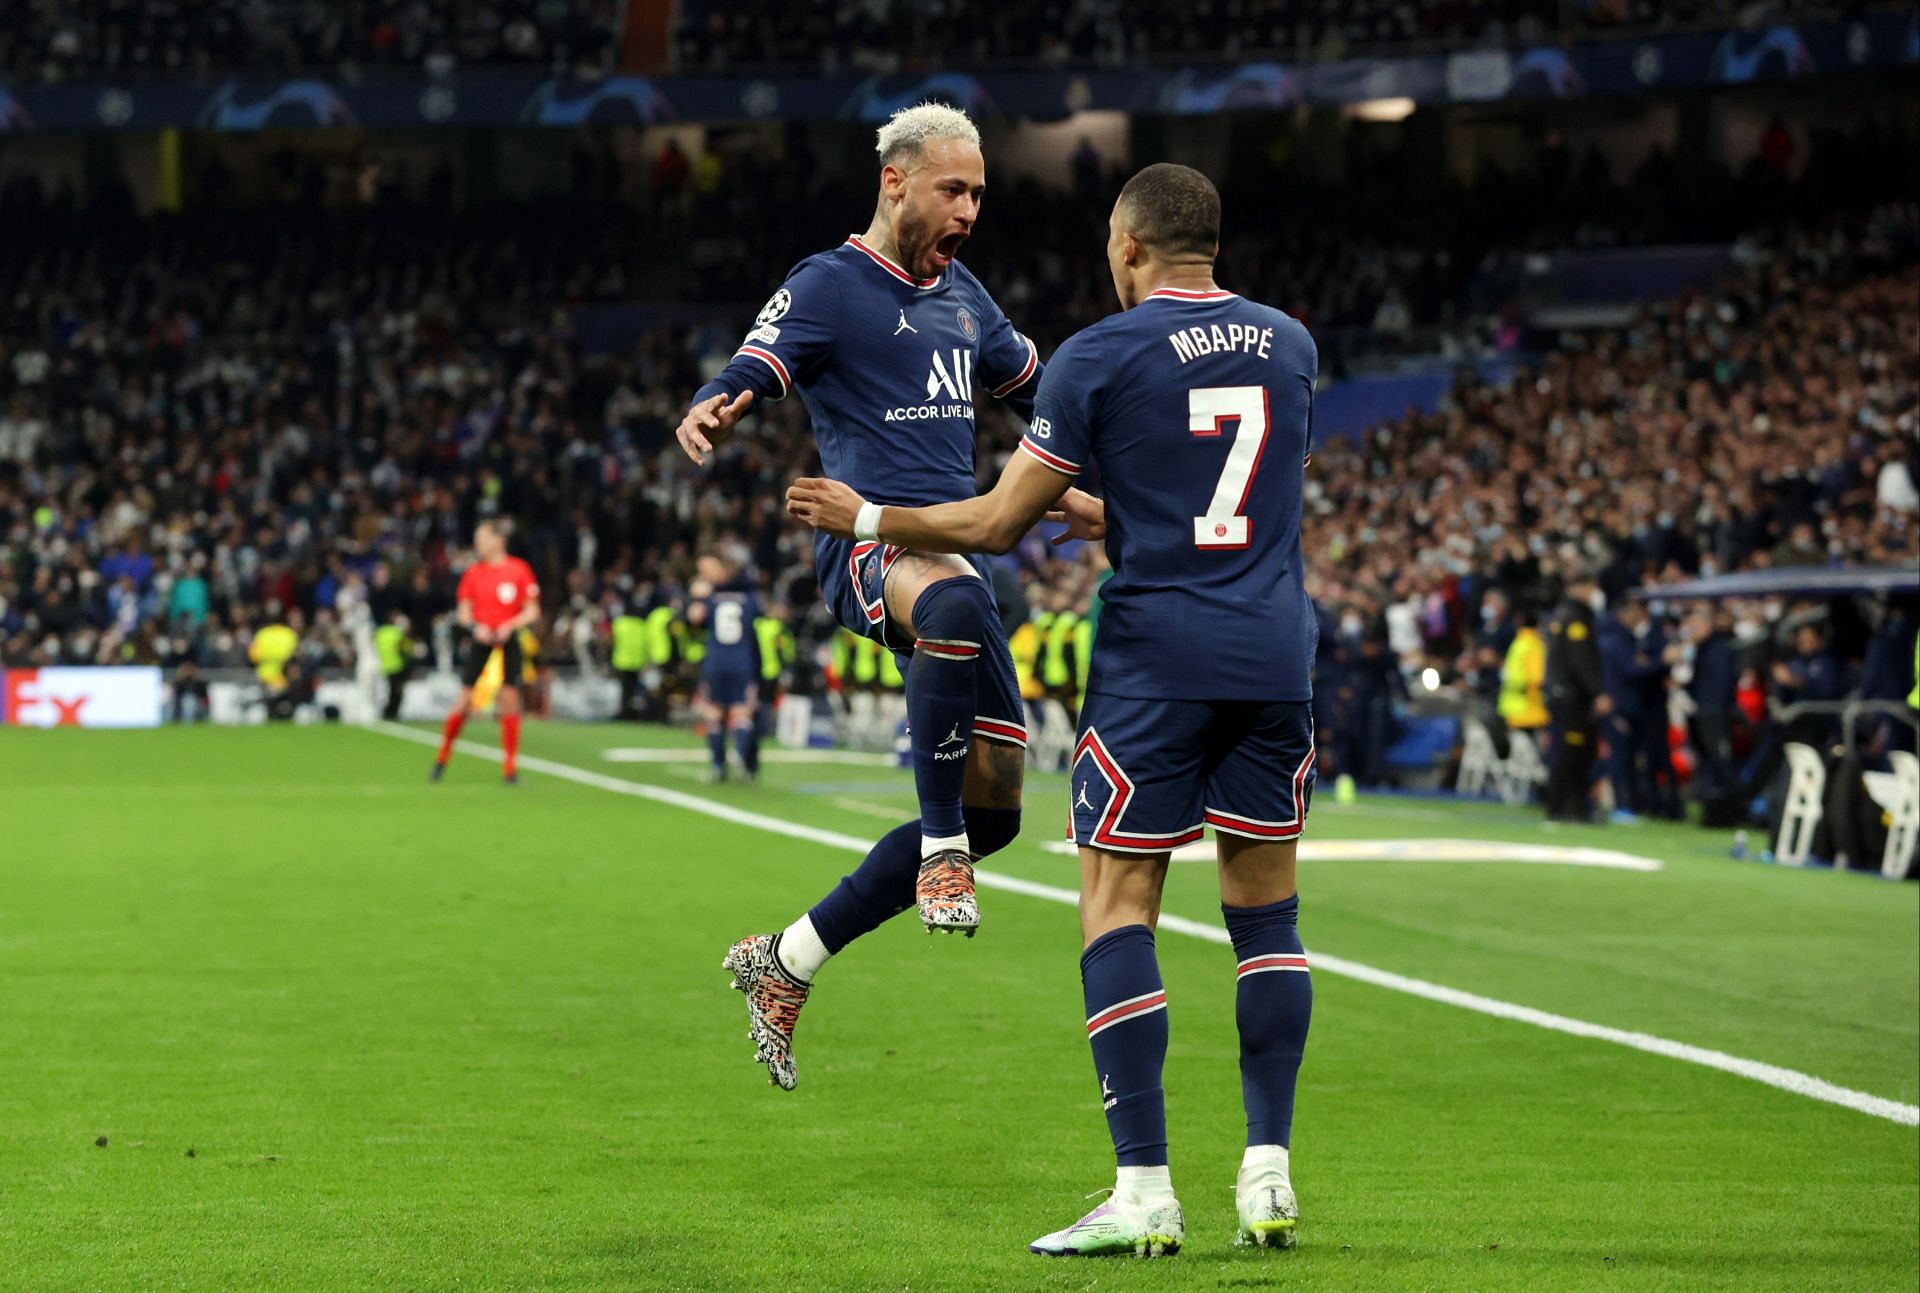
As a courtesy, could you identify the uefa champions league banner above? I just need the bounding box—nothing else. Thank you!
[0,14,1913,131]
[0,667,164,728]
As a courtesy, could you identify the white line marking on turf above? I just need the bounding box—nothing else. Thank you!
[23,783,493,799]
[370,722,1919,1128]
[604,747,897,766]
[1315,802,1455,823]
[1044,837,1665,871]
[831,796,918,821]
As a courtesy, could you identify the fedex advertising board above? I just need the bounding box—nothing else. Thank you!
[0,668,164,728]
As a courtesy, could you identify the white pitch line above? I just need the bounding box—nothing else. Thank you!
[831,796,920,822]
[369,721,1920,1128]
[604,747,898,767]
[1044,836,1666,871]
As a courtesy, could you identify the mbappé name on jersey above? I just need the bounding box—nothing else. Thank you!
[1018,287,1317,703]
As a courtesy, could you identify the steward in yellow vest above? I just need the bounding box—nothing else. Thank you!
[612,608,649,720]
[1042,608,1081,714]
[754,614,794,688]
[1499,623,1550,730]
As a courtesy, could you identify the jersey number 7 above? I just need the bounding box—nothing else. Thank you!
[1189,385,1270,550]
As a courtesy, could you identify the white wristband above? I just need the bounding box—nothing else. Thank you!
[854,502,884,542]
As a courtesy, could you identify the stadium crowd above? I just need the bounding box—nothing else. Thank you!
[677,0,1850,72]
[1302,212,1919,808]
[0,125,1913,818]
[2,0,620,82]
[0,0,1868,83]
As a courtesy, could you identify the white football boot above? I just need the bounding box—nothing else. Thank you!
[1029,1191,1184,1258]
[1234,1147,1300,1249]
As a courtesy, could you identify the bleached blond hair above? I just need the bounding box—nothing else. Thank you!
[875,102,980,170]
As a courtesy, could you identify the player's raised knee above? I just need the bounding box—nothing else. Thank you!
[911,574,997,658]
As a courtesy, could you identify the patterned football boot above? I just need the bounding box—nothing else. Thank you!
[915,848,979,935]
[721,934,810,1090]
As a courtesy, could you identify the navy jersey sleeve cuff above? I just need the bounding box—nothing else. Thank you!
[693,348,790,408]
[1018,437,1081,475]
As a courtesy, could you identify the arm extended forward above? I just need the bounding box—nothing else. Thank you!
[786,454,1105,555]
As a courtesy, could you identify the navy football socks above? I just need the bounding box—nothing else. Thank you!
[1081,924,1170,1168]
[802,802,1024,960]
[806,821,918,955]
[785,572,1018,978]
[706,726,727,777]
[1223,896,1312,1148]
[734,725,760,778]
[908,577,997,855]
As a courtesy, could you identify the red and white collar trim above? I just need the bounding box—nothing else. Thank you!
[846,235,943,289]
[1146,287,1236,302]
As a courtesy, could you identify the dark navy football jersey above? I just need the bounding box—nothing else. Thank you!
[694,235,1042,534]
[698,586,763,677]
[1019,287,1317,702]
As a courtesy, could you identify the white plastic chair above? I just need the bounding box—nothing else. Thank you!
[877,693,909,748]
[1456,718,1502,798]
[1865,749,1919,879]
[844,690,879,749]
[1776,743,1827,867]
[1496,728,1547,806]
[775,693,813,748]
[1025,698,1075,774]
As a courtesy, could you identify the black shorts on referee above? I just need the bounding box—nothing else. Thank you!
[459,630,525,688]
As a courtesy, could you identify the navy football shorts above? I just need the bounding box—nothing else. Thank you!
[816,537,1026,749]
[699,665,757,709]
[1070,694,1316,853]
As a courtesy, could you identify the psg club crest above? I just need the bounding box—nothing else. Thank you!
[955,306,976,340]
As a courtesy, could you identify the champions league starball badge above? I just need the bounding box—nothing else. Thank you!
[747,289,792,345]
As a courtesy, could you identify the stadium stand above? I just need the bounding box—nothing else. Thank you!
[0,74,1913,830]
[1,0,621,81]
[672,1,1865,73]
[2,1,1886,81]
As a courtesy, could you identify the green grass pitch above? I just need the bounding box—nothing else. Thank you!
[2,720,1915,1291]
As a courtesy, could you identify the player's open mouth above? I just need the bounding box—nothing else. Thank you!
[930,232,966,268]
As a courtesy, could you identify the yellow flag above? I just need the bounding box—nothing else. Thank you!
[472,648,505,712]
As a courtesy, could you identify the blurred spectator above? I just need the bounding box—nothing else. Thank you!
[250,608,300,692]
[1543,575,1604,822]
[266,657,316,720]
[1599,597,1680,821]
[1686,605,1743,813]
[1336,618,1405,788]
[375,611,415,720]
[671,0,1842,74]
[1772,621,1846,745]
[7,1,619,82]
[170,659,209,722]
[1461,588,1515,710]
[1499,608,1549,739]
